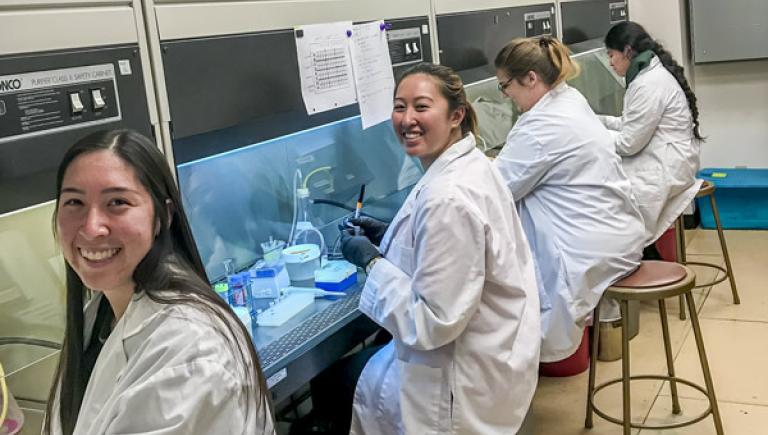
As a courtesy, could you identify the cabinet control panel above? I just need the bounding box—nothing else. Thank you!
[609,2,628,24]
[0,64,121,144]
[524,11,554,37]
[387,27,423,67]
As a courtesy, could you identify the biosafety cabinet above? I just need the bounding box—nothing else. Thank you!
[0,0,157,429]
[146,0,434,403]
[560,0,628,50]
[560,0,628,118]
[434,0,558,153]
[434,0,558,84]
[444,0,628,153]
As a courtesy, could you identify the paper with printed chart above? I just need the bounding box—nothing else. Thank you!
[295,21,357,115]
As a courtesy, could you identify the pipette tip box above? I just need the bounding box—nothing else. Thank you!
[314,260,357,291]
[255,292,315,327]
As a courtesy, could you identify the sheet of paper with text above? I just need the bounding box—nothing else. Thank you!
[295,21,357,115]
[350,20,396,129]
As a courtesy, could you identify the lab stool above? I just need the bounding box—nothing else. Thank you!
[676,180,741,320]
[585,261,724,435]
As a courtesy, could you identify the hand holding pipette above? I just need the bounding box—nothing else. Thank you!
[347,216,389,246]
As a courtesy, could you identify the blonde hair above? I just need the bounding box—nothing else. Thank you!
[494,36,580,86]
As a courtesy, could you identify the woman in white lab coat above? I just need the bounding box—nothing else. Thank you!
[339,63,540,434]
[493,37,645,362]
[45,130,274,435]
[600,21,703,247]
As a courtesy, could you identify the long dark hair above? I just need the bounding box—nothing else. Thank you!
[397,63,478,137]
[605,21,703,140]
[44,129,272,434]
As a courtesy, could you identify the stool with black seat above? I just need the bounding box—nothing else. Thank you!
[585,261,724,435]
[676,180,740,320]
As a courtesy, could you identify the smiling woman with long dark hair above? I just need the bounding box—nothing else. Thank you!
[44,129,275,435]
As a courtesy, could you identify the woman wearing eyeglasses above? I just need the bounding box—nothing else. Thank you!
[493,36,645,366]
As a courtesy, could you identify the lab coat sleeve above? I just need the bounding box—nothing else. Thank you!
[493,131,551,200]
[360,195,486,351]
[610,82,666,157]
[104,361,271,434]
[598,114,622,131]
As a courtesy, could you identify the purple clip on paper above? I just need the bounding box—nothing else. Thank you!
[346,29,352,37]
[380,22,392,31]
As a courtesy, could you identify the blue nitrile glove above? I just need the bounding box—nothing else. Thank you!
[348,216,389,245]
[340,228,381,269]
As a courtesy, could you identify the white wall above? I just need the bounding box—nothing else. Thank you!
[629,0,768,168]
[695,60,768,168]
[627,0,688,67]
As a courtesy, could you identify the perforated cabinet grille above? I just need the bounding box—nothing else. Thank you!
[258,292,361,368]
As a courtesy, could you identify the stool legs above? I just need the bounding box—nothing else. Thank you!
[676,216,688,320]
[620,300,632,435]
[585,299,635,434]
[710,194,740,305]
[685,292,725,435]
[658,299,682,414]
[585,301,601,429]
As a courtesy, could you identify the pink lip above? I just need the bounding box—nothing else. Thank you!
[403,137,422,148]
[78,256,119,272]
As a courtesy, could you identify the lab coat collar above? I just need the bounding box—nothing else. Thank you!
[414,133,475,191]
[644,55,661,74]
[527,82,569,116]
[82,290,166,346]
[117,291,167,341]
[632,54,661,82]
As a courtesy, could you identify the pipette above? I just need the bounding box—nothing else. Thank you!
[353,184,366,235]
[282,286,347,299]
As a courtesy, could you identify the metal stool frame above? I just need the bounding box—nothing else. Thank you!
[585,264,724,435]
[676,181,740,320]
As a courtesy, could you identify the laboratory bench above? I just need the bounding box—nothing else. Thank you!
[185,176,408,405]
[254,275,379,405]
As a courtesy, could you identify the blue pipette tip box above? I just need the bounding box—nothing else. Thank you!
[314,260,357,292]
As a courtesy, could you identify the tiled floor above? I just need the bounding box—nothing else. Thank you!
[530,229,767,434]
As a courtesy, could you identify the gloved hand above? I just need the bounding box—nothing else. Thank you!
[340,228,381,269]
[347,216,389,245]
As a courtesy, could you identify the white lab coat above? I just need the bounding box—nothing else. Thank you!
[51,291,275,435]
[600,55,702,245]
[494,84,645,362]
[350,134,541,434]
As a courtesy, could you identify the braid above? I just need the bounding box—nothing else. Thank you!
[605,21,704,141]
[645,40,704,140]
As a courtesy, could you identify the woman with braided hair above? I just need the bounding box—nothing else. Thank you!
[601,21,703,250]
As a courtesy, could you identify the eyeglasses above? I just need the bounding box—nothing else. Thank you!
[497,77,515,93]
